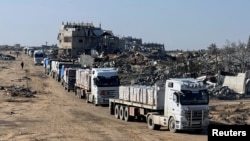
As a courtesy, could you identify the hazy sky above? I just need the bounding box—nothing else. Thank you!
[0,0,250,50]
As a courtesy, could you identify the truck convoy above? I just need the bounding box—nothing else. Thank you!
[74,68,120,106]
[109,78,209,133]
[36,53,210,134]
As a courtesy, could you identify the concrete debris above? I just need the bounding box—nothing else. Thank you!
[75,50,250,100]
[89,52,170,86]
[0,53,16,60]
[197,73,249,100]
[1,85,36,98]
[207,85,239,100]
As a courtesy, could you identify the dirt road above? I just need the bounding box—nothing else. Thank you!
[0,51,211,141]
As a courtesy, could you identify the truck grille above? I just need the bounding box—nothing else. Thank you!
[185,110,204,127]
[101,90,118,98]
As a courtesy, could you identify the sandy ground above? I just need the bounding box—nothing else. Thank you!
[0,50,249,141]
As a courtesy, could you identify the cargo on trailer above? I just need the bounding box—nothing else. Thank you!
[109,78,209,133]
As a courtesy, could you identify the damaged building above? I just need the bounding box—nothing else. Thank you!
[57,22,120,59]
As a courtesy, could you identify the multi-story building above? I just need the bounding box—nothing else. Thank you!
[118,36,142,51]
[57,22,120,59]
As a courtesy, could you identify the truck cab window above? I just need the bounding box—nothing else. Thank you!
[94,76,120,87]
[168,82,173,88]
[179,90,209,105]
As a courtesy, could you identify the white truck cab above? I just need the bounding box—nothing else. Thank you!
[147,78,209,133]
[86,68,120,105]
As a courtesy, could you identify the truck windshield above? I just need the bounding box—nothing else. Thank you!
[179,90,209,105]
[34,53,44,58]
[94,76,120,87]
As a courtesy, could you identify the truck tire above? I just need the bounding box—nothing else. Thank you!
[119,106,124,120]
[147,115,161,130]
[169,117,177,133]
[124,106,131,122]
[114,105,119,119]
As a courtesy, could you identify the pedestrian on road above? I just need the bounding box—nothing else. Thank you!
[21,61,24,70]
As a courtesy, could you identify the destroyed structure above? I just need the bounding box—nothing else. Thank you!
[57,22,165,60]
[56,22,250,99]
[57,22,120,59]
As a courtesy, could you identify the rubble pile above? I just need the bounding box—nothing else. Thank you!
[0,85,36,98]
[207,85,238,100]
[80,51,250,99]
[92,52,169,86]
[198,75,242,100]
[0,53,16,60]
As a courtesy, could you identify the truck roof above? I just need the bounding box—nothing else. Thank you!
[92,68,118,77]
[168,78,206,90]
[34,50,44,54]
[92,68,116,72]
[169,78,197,83]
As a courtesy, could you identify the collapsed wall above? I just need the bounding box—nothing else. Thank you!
[222,73,246,94]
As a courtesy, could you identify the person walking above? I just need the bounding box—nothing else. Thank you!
[21,61,24,70]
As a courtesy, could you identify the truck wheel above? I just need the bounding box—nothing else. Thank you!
[119,106,124,120]
[169,117,177,133]
[114,105,120,119]
[147,115,161,130]
[124,107,131,122]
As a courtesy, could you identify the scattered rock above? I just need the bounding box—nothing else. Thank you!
[0,85,36,98]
